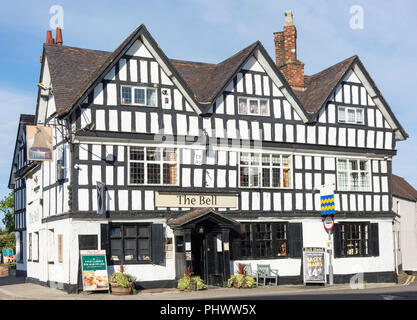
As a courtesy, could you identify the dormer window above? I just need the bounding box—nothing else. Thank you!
[121,86,157,107]
[338,106,364,124]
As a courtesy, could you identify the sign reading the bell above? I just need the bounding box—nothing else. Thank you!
[155,192,237,208]
[26,125,53,161]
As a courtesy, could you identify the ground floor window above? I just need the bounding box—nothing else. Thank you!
[109,223,152,263]
[239,223,288,259]
[334,222,379,257]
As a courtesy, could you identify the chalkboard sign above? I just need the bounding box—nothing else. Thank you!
[302,247,326,284]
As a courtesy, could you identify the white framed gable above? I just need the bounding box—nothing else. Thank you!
[213,50,308,123]
[36,56,57,125]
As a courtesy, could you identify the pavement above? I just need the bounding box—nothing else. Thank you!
[0,275,415,300]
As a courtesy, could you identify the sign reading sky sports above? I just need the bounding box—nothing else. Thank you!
[319,184,336,216]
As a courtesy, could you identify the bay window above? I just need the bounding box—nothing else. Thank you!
[239,153,291,188]
[337,159,371,191]
[129,147,178,185]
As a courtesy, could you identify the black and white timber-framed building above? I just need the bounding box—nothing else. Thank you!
[8,11,408,292]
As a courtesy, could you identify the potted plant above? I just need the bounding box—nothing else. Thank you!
[177,266,207,292]
[227,264,256,289]
[109,263,136,295]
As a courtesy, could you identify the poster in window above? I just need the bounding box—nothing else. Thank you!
[26,125,53,161]
[302,247,326,284]
[80,250,109,291]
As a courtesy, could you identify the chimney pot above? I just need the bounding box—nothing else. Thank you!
[56,27,63,45]
[46,30,54,44]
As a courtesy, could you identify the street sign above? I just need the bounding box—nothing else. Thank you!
[323,215,334,231]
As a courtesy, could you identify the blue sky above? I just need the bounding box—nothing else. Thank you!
[0,0,416,219]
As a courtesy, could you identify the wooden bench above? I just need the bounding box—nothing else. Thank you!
[255,264,278,286]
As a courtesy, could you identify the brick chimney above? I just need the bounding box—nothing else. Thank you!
[273,10,305,90]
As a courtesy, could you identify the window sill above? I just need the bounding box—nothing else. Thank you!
[121,103,158,108]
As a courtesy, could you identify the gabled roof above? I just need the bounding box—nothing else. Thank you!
[167,208,239,228]
[41,24,407,139]
[44,26,306,118]
[8,114,36,189]
[44,44,111,114]
[298,55,408,140]
[296,56,357,114]
[171,41,259,103]
[392,174,417,202]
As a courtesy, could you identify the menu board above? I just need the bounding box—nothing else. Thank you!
[80,250,109,291]
[302,247,326,284]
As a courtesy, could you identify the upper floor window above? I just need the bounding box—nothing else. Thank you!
[239,153,291,188]
[338,106,364,124]
[238,97,269,116]
[129,146,178,185]
[121,86,157,107]
[337,159,371,191]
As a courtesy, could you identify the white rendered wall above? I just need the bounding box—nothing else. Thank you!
[393,196,417,271]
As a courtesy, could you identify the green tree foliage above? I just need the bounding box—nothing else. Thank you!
[0,233,15,251]
[0,192,14,233]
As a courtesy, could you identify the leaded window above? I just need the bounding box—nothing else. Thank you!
[129,147,178,185]
[239,153,291,188]
[239,223,288,259]
[339,223,369,257]
[337,159,371,191]
[109,224,151,263]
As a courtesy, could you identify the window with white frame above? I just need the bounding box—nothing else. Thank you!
[238,97,269,116]
[338,106,364,124]
[129,147,178,185]
[337,159,371,191]
[121,86,157,107]
[239,153,291,188]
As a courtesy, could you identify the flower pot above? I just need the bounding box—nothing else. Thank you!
[110,283,132,295]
